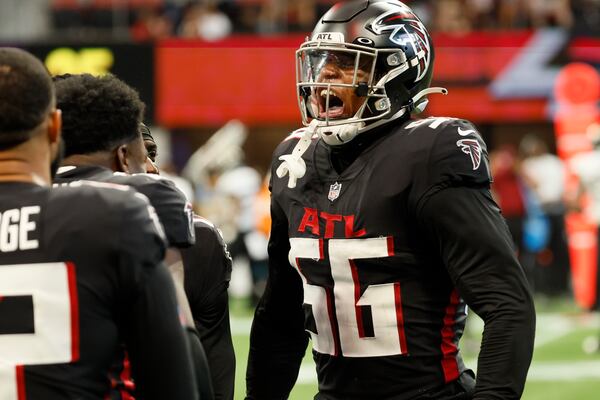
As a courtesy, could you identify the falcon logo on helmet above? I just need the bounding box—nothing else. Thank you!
[371,9,431,82]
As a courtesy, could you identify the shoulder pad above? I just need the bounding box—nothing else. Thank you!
[106,174,194,248]
[67,179,132,192]
[409,118,491,213]
[403,116,459,133]
[193,215,215,229]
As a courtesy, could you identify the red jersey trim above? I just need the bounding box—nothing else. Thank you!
[16,365,26,400]
[350,260,366,338]
[66,262,80,362]
[440,290,461,383]
[394,282,408,353]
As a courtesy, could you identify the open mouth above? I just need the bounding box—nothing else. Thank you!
[317,88,345,119]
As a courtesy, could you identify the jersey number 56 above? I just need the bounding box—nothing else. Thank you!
[289,237,407,358]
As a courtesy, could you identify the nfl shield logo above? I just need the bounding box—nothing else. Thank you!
[328,182,342,201]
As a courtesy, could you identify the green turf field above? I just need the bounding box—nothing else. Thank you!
[230,299,600,399]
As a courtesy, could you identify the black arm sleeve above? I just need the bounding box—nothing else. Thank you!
[418,186,536,400]
[245,198,309,400]
[182,222,235,400]
[186,327,215,400]
[118,198,199,400]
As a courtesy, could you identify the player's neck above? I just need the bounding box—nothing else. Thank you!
[62,153,115,172]
[329,123,391,174]
[0,141,51,186]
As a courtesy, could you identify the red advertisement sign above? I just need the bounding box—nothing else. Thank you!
[155,32,599,127]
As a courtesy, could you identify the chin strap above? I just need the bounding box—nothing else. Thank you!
[276,119,319,189]
[411,87,448,113]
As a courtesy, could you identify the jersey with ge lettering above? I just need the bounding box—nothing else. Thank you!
[247,117,535,400]
[54,165,195,248]
[0,181,197,399]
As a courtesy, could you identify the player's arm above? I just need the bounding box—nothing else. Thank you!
[419,186,535,399]
[186,326,216,400]
[182,221,235,400]
[118,195,199,400]
[246,191,308,400]
[166,249,216,400]
[414,120,535,399]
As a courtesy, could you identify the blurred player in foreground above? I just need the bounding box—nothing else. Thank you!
[246,1,536,399]
[0,48,197,399]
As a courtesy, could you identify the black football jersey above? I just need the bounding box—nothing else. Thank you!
[0,182,197,400]
[54,165,195,248]
[180,216,235,400]
[247,117,535,400]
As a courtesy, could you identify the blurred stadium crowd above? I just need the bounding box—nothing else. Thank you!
[1,0,599,42]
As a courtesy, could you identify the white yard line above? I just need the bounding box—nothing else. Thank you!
[231,316,252,336]
[527,360,600,381]
[233,313,600,385]
[231,313,599,345]
[296,360,600,384]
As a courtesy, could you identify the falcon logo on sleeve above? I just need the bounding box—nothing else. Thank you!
[456,139,482,170]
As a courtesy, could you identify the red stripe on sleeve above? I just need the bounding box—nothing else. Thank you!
[440,290,461,383]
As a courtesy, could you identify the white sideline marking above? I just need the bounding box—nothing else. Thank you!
[527,361,600,381]
[231,316,252,335]
[295,361,600,384]
[233,313,600,384]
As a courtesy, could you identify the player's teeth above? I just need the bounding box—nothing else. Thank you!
[321,90,336,97]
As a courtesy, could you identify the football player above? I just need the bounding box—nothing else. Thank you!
[246,1,536,399]
[51,73,212,400]
[142,125,236,400]
[140,123,160,175]
[0,48,197,399]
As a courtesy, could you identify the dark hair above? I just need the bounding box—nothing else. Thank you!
[0,47,53,148]
[54,73,145,157]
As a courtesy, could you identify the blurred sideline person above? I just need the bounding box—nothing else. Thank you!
[51,73,212,399]
[246,1,535,399]
[0,48,197,399]
[519,134,570,296]
[569,123,600,352]
[143,125,236,400]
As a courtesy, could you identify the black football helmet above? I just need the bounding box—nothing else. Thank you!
[296,0,446,145]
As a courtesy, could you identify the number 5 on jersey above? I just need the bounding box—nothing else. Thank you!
[289,237,407,358]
